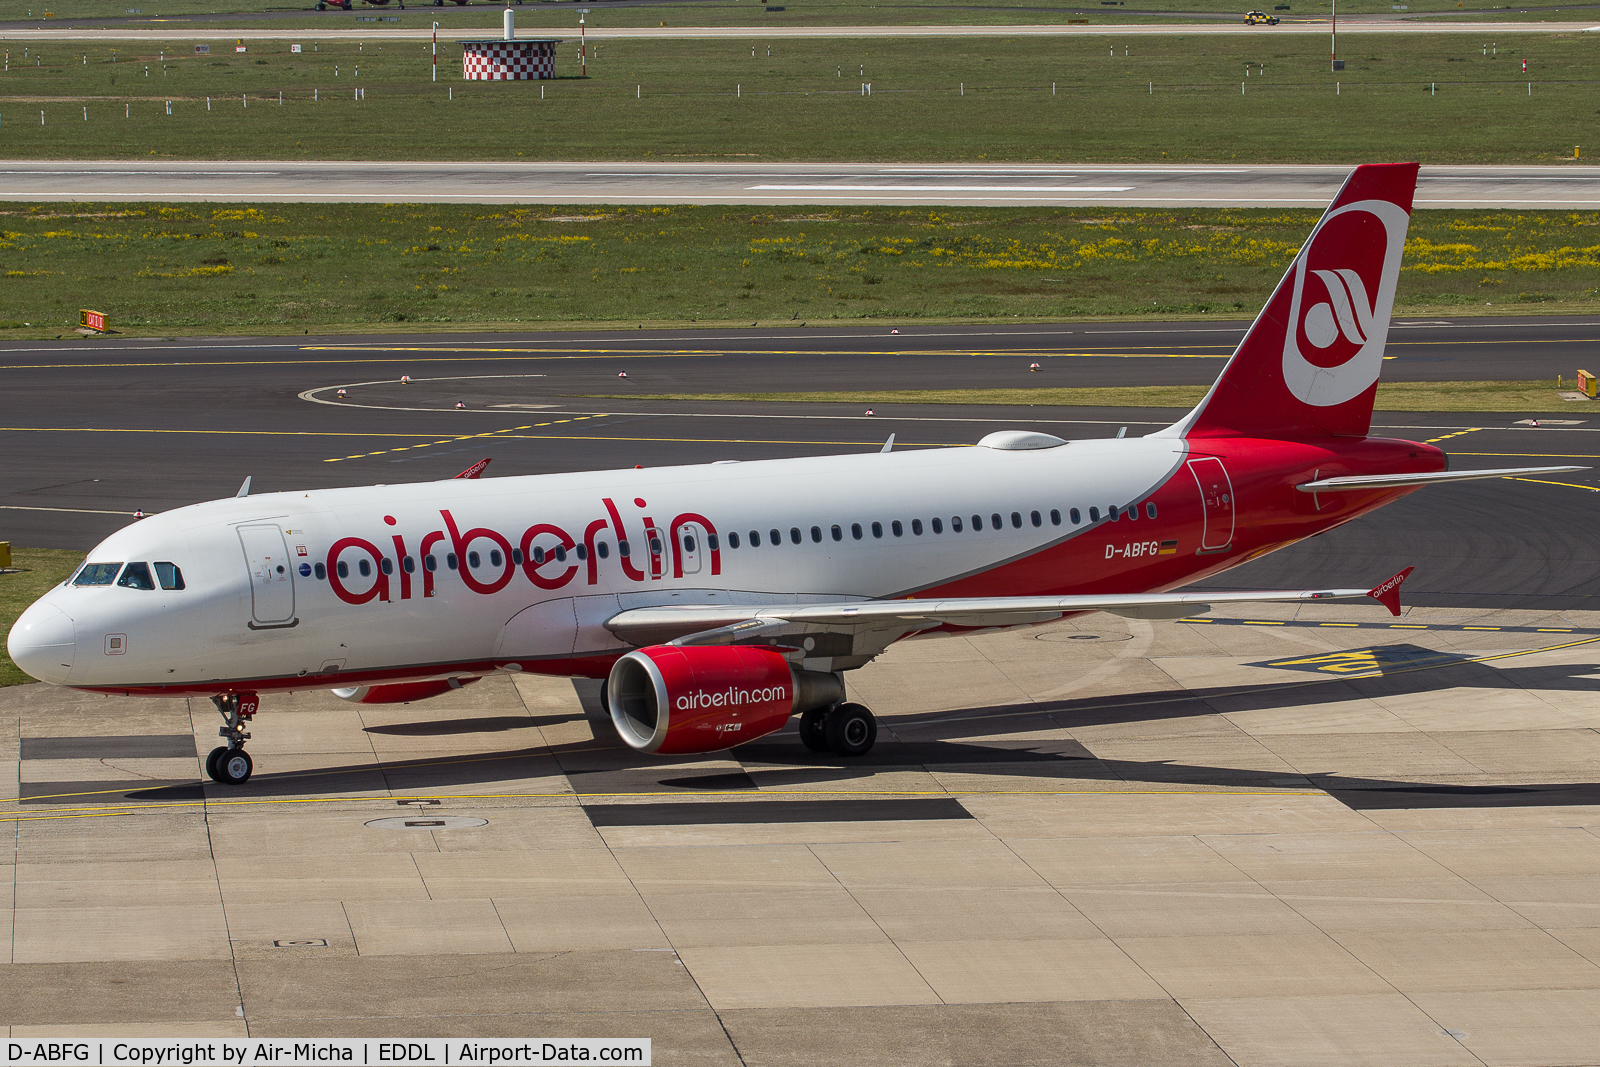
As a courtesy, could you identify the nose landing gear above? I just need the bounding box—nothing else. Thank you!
[206,692,258,785]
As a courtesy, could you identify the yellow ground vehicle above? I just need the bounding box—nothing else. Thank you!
[1245,10,1281,24]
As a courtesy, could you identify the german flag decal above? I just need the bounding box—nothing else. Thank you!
[1158,540,1179,556]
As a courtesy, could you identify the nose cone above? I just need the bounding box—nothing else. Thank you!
[7,600,76,685]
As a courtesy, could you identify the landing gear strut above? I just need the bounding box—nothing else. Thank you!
[206,692,258,785]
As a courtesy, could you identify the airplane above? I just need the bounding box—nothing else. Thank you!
[8,162,1584,786]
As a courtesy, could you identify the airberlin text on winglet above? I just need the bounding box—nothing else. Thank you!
[2,1041,651,1067]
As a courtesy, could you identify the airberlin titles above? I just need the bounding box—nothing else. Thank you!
[324,497,719,606]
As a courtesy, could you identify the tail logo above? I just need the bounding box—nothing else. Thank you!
[1282,199,1410,408]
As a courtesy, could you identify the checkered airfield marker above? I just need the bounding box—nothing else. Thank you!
[460,39,559,81]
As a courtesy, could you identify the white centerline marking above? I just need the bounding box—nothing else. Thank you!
[748,184,1137,192]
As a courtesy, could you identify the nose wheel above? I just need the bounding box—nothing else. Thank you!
[206,692,258,785]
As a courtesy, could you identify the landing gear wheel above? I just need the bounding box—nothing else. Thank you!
[824,702,876,757]
[205,746,227,782]
[215,748,253,785]
[799,707,831,753]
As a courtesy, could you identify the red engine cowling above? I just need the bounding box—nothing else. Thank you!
[332,677,478,704]
[607,645,806,755]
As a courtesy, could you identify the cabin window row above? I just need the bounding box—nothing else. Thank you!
[717,502,1157,549]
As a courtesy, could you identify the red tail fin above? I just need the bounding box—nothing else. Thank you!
[453,458,491,480]
[1176,163,1418,440]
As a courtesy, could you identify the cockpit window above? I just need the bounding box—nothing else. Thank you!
[154,562,185,590]
[73,562,123,586]
[116,562,156,590]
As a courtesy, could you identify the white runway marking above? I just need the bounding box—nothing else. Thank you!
[748,184,1137,192]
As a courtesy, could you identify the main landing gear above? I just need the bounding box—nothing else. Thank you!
[206,692,258,785]
[799,702,878,758]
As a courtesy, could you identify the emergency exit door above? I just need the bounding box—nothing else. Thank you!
[1187,457,1235,551]
[238,523,297,627]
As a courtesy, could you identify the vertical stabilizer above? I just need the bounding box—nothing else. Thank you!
[1164,162,1418,441]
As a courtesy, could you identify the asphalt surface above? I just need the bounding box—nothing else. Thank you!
[4,162,1598,207]
[3,314,1598,609]
[5,19,1593,40]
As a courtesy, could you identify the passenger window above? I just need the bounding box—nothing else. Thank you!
[117,562,156,590]
[359,559,372,577]
[423,555,437,572]
[489,549,503,567]
[337,561,350,579]
[1010,512,1022,529]
[789,527,801,545]
[314,563,327,580]
[1088,508,1100,523]
[871,521,883,539]
[619,540,631,557]
[891,520,903,537]
[951,516,963,533]
[729,532,741,549]
[750,530,762,547]
[932,517,943,534]
[972,515,984,531]
[831,525,842,542]
[74,562,123,586]
[651,536,664,554]
[1050,509,1061,527]
[810,526,822,544]
[911,519,923,535]
[1108,505,1119,522]
[403,556,416,573]
[577,544,589,560]
[467,551,481,569]
[380,558,394,575]
[993,513,1004,529]
[447,553,458,569]
[1030,511,1042,528]
[683,535,697,552]
[707,535,718,551]
[770,529,782,545]
[598,542,611,559]
[1070,508,1081,524]
[511,549,524,566]
[851,523,863,540]
[533,547,546,564]
[154,561,185,590]
[555,546,568,562]
[1146,502,1158,519]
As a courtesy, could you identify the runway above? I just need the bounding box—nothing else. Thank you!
[3,315,1599,609]
[4,161,1599,207]
[4,20,1595,41]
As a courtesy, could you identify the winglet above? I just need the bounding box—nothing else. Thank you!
[880,434,895,454]
[453,458,491,480]
[235,476,251,498]
[1367,566,1414,617]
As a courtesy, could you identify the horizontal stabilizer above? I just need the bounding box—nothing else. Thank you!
[1297,465,1587,493]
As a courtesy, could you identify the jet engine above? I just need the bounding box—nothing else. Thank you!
[606,644,844,755]
[333,677,479,704]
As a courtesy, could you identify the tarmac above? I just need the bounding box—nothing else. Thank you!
[4,599,1600,1064]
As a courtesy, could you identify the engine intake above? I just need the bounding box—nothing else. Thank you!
[607,644,843,755]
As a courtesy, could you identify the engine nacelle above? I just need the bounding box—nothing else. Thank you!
[332,677,478,704]
[607,645,844,755]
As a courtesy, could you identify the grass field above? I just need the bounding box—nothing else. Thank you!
[7,0,1597,29]
[0,548,83,687]
[0,33,1593,162]
[2,203,1595,334]
[609,380,1594,412]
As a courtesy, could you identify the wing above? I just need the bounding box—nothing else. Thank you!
[605,578,1405,662]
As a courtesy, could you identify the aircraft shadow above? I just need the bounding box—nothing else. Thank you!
[27,652,1594,813]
